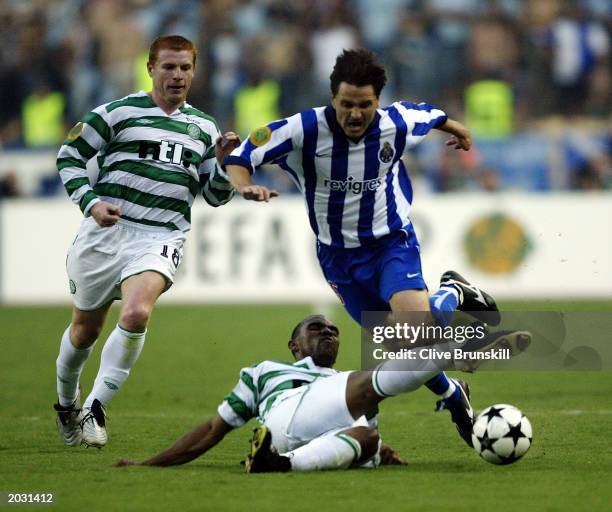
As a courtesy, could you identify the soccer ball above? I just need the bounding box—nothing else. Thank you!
[472,404,532,465]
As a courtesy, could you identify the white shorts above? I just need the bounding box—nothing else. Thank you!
[66,217,185,311]
[264,371,368,453]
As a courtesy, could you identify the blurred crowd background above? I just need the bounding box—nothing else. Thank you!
[0,0,610,198]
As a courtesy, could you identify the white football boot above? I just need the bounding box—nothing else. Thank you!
[81,399,108,448]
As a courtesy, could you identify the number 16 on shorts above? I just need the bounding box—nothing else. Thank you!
[160,245,181,268]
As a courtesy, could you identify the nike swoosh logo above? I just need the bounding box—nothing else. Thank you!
[406,272,421,278]
[315,152,329,158]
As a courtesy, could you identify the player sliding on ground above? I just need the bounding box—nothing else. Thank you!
[224,48,504,447]
[53,35,240,449]
[114,312,530,471]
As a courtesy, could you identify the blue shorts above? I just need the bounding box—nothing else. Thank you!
[317,224,427,325]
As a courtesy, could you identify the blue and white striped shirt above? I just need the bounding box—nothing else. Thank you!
[225,102,447,248]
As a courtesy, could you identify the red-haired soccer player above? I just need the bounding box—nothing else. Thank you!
[53,35,240,448]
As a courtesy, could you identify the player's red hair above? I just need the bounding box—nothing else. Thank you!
[148,35,197,67]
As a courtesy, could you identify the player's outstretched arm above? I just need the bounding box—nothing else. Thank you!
[225,164,279,202]
[114,415,233,467]
[436,118,472,151]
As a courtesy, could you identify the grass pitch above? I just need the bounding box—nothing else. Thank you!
[1,303,611,511]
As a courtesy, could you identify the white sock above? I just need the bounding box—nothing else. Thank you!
[282,434,361,471]
[83,325,146,409]
[56,325,95,407]
[371,357,444,397]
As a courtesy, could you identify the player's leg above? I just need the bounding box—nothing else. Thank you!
[387,289,465,409]
[388,287,436,336]
[374,302,474,445]
[346,360,474,447]
[57,305,112,406]
[86,270,166,406]
[380,230,477,445]
[386,282,471,438]
[388,271,507,442]
[81,271,166,447]
[246,424,379,473]
[55,218,121,447]
[82,225,183,447]
[345,367,435,420]
[248,380,380,473]
[280,426,380,472]
[54,303,112,446]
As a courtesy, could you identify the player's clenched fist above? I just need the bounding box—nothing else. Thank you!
[215,131,242,162]
[90,201,121,227]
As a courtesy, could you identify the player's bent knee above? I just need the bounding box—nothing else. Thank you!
[119,304,152,332]
[346,371,381,417]
[341,427,380,463]
[360,428,380,462]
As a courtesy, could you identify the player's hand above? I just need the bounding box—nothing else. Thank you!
[215,131,241,162]
[445,135,471,151]
[240,185,279,202]
[90,201,121,227]
[445,129,472,151]
[113,459,137,467]
[379,443,407,465]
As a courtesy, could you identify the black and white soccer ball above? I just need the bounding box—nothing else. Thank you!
[472,404,533,465]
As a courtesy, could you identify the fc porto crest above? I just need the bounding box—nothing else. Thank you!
[378,142,395,164]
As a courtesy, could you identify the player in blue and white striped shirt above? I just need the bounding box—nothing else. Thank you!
[225,49,502,443]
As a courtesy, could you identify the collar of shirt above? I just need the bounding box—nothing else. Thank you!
[140,91,188,117]
[324,105,382,144]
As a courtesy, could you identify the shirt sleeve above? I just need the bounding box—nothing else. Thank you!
[199,139,235,207]
[395,101,447,149]
[57,105,112,216]
[223,114,302,174]
[216,367,258,428]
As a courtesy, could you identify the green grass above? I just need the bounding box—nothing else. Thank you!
[1,303,611,511]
